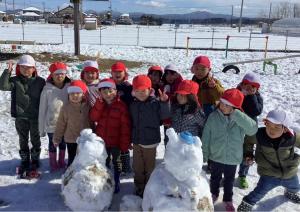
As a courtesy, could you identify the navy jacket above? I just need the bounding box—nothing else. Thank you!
[130,96,170,146]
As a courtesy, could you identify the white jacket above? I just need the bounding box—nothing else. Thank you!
[39,82,70,136]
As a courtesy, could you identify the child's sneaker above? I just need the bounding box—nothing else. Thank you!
[224,201,235,212]
[239,176,249,189]
[284,190,300,203]
[237,200,253,212]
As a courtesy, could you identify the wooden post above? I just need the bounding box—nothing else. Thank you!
[225,35,230,59]
[186,37,190,56]
[264,36,269,59]
[73,0,81,55]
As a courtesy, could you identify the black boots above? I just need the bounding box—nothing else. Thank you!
[120,151,131,174]
[114,168,120,193]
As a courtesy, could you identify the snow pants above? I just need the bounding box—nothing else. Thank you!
[15,118,41,167]
[66,143,77,167]
[210,160,237,202]
[133,144,156,197]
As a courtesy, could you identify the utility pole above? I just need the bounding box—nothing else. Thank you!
[238,0,244,33]
[4,0,7,14]
[294,4,296,18]
[230,5,233,27]
[72,0,81,55]
[268,2,272,24]
[42,2,45,19]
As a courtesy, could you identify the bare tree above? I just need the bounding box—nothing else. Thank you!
[272,2,294,19]
[295,4,300,17]
[257,9,268,18]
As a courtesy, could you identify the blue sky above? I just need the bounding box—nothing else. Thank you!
[0,0,299,17]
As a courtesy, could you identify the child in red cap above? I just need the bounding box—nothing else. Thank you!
[130,75,170,197]
[201,88,257,211]
[0,55,45,177]
[236,72,264,189]
[191,55,224,117]
[111,61,134,174]
[89,78,131,193]
[39,62,71,172]
[147,65,163,98]
[238,109,300,211]
[171,80,206,137]
[53,80,90,167]
[81,60,101,107]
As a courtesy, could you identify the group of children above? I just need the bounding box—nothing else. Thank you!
[0,54,299,212]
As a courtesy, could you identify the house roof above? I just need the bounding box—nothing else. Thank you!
[21,12,41,17]
[23,7,41,12]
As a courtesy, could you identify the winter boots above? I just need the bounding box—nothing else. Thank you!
[284,190,300,203]
[237,200,253,212]
[30,148,41,170]
[49,150,66,172]
[120,151,131,174]
[239,176,249,189]
[58,150,66,169]
[49,152,58,172]
[18,150,30,176]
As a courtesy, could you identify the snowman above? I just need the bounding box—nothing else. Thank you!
[142,128,213,211]
[61,129,114,211]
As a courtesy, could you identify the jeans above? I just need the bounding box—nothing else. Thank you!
[47,133,66,153]
[105,147,121,172]
[238,161,250,177]
[244,175,300,205]
[210,160,237,202]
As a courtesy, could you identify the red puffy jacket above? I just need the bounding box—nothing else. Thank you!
[89,98,131,152]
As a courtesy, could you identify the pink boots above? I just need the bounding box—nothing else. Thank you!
[49,150,66,172]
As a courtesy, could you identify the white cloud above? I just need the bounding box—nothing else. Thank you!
[135,1,166,8]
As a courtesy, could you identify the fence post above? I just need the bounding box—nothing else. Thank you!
[225,35,230,59]
[186,37,190,56]
[61,24,64,44]
[99,25,102,45]
[285,30,289,52]
[174,27,178,48]
[22,23,25,41]
[211,28,215,48]
[248,29,252,49]
[136,26,140,46]
[264,36,269,59]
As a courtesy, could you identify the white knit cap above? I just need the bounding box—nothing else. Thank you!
[164,64,178,72]
[67,86,83,94]
[83,60,98,70]
[17,55,35,67]
[242,72,260,85]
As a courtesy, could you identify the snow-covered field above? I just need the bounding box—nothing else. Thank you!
[1,22,300,50]
[0,25,300,211]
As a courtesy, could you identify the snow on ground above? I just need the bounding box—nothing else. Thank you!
[0,28,300,211]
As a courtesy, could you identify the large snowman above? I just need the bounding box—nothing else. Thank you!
[61,129,114,211]
[142,128,213,211]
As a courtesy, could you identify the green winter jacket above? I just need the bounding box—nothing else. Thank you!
[0,69,45,119]
[202,109,257,165]
[245,127,300,179]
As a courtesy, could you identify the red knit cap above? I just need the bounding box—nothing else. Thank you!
[132,75,152,90]
[111,62,127,72]
[49,62,67,74]
[193,55,211,69]
[175,80,199,95]
[220,88,244,110]
[67,80,88,94]
[242,72,260,89]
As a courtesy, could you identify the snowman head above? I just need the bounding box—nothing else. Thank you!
[164,128,203,182]
[74,129,107,167]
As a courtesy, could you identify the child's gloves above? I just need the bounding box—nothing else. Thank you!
[7,60,14,73]
[245,156,254,166]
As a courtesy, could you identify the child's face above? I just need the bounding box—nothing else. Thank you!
[100,88,117,104]
[148,71,161,86]
[177,93,188,105]
[52,73,66,85]
[240,83,258,95]
[69,92,83,104]
[192,64,210,80]
[134,89,151,101]
[19,65,35,78]
[165,70,178,84]
[83,71,98,84]
[111,71,126,84]
[265,120,284,139]
[219,102,234,115]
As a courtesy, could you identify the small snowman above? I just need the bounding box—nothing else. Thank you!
[142,128,213,211]
[61,129,114,211]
